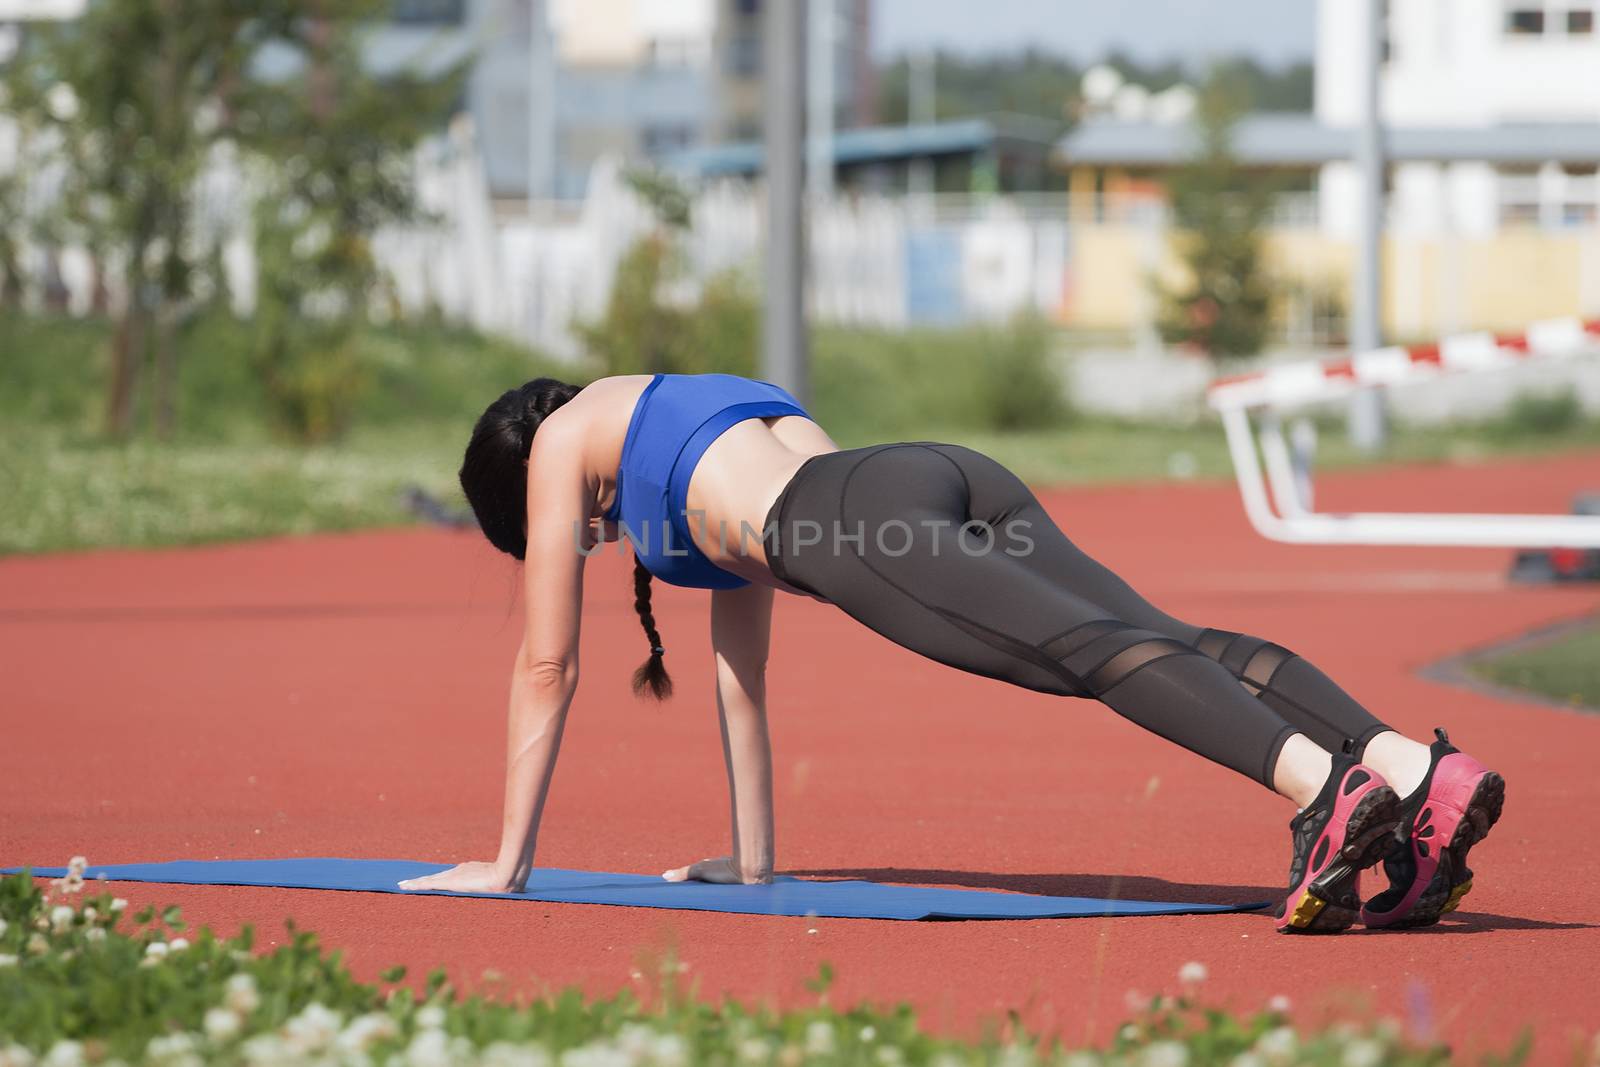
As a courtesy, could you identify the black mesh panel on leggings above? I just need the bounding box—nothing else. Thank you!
[763,443,1310,788]
[1195,629,1391,760]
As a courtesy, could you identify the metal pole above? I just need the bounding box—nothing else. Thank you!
[1348,0,1388,451]
[527,0,554,209]
[806,0,834,203]
[762,0,808,401]
[906,48,934,208]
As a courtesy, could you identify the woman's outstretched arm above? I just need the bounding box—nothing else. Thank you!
[664,582,775,885]
[400,415,594,894]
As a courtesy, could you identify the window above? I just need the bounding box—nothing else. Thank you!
[1505,3,1597,36]
[726,30,760,76]
[1506,7,1546,33]
[641,124,696,156]
[391,0,466,25]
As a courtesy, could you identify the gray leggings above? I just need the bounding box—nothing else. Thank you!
[762,443,1391,788]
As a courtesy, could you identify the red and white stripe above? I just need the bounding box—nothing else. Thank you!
[1207,317,1600,410]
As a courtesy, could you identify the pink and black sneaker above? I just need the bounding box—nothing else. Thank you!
[1361,729,1505,929]
[1277,757,1403,934]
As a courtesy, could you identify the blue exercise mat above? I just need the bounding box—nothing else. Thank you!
[10,859,1266,921]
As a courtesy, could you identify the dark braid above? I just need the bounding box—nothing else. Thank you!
[630,558,673,700]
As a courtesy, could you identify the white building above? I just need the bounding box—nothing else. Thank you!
[1317,0,1600,236]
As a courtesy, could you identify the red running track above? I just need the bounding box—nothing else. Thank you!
[4,452,1599,1062]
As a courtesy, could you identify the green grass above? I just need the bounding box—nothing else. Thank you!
[0,865,1529,1066]
[1469,623,1600,711]
[5,311,1600,555]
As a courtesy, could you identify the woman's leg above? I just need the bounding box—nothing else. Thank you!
[921,446,1431,793]
[766,444,1304,791]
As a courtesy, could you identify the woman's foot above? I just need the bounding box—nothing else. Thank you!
[1277,757,1403,934]
[1360,729,1505,929]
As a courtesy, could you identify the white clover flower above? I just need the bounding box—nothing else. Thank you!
[1118,1025,1140,1043]
[1228,1054,1266,1067]
[1177,961,1208,987]
[169,937,190,952]
[614,1025,652,1060]
[338,1014,400,1053]
[483,1041,553,1067]
[0,918,7,937]
[50,906,75,933]
[1124,989,1150,1013]
[804,1021,835,1056]
[0,955,17,967]
[145,941,170,961]
[81,907,96,923]
[876,1045,907,1066]
[110,898,128,913]
[415,1004,447,1030]
[1254,1027,1297,1065]
[43,1041,83,1067]
[238,1034,290,1067]
[284,1002,342,1053]
[736,1037,770,1065]
[1140,1042,1189,1067]
[68,857,87,876]
[1266,995,1291,1015]
[649,1033,687,1067]
[558,1042,630,1067]
[225,973,261,1015]
[205,1007,243,1043]
[85,929,106,944]
[1342,1040,1387,1067]
[932,1054,972,1067]
[146,1033,201,1067]
[26,933,48,956]
[0,1043,36,1067]
[1063,1053,1104,1067]
[405,1029,450,1067]
[859,1025,876,1043]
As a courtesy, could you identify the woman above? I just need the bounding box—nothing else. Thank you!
[397,373,1504,934]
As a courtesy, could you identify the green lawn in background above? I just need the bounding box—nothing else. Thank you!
[5,311,1600,554]
[1468,623,1600,711]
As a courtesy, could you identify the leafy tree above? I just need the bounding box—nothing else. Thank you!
[1153,71,1277,362]
[5,0,460,442]
[577,168,757,379]
[236,2,464,442]
[4,2,295,437]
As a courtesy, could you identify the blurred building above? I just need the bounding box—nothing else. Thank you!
[1056,0,1600,237]
[712,0,875,143]
[368,0,715,203]
[670,115,1060,194]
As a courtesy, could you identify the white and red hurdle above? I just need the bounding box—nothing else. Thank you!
[1206,318,1600,548]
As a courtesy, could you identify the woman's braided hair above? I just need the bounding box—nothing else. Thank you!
[460,378,672,700]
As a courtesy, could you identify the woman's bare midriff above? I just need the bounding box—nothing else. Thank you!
[684,415,838,585]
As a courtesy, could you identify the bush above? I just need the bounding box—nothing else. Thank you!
[812,317,1070,443]
[0,863,1513,1067]
[1492,389,1584,440]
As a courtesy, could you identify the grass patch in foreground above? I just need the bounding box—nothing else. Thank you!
[1468,622,1600,711]
[0,862,1537,1067]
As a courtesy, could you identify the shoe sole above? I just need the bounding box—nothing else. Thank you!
[1278,785,1403,935]
[1379,770,1504,929]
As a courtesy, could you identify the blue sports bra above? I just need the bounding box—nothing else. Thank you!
[603,373,809,589]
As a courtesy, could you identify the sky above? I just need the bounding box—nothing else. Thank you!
[871,0,1317,65]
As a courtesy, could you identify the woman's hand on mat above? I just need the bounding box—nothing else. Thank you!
[662,856,772,885]
[397,861,516,894]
